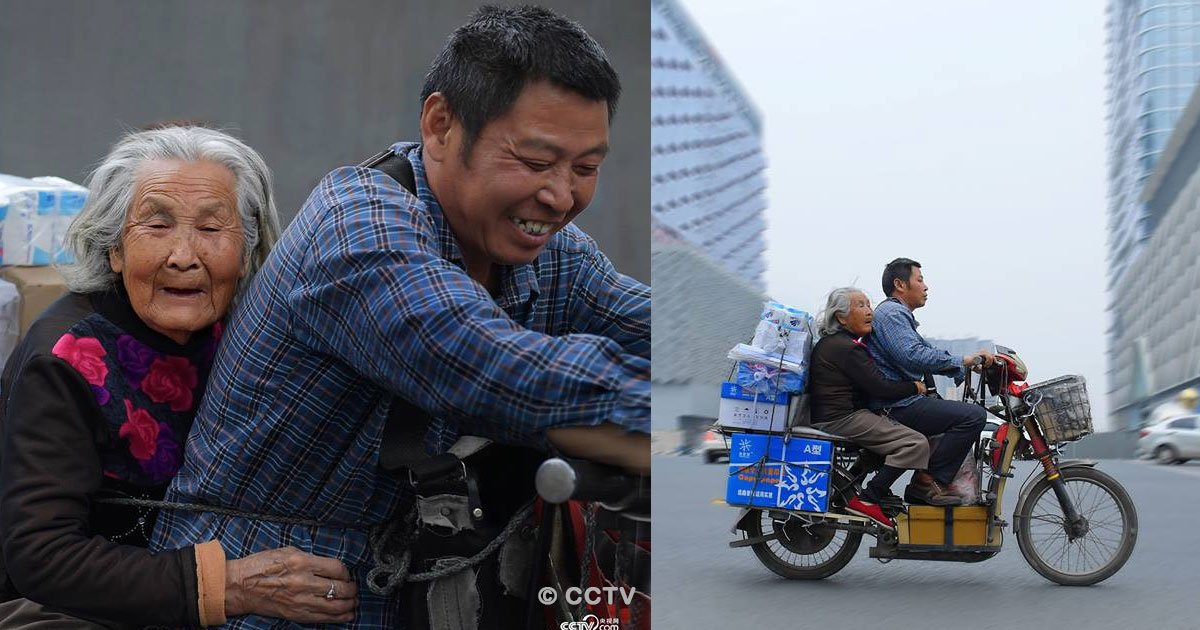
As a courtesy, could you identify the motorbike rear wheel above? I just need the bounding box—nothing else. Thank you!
[745,509,861,579]
[1014,466,1137,586]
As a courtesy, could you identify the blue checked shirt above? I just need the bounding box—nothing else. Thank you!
[151,143,649,628]
[866,298,963,409]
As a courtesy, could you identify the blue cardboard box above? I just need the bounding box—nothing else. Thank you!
[725,432,833,513]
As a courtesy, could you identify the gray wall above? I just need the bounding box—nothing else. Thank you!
[0,0,649,282]
[1058,431,1138,460]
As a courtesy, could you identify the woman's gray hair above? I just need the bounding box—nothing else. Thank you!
[59,126,281,294]
[818,286,866,337]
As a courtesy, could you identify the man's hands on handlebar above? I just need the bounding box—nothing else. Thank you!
[963,350,996,372]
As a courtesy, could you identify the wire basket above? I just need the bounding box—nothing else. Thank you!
[1023,375,1093,444]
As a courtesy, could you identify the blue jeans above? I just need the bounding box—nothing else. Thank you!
[884,397,987,485]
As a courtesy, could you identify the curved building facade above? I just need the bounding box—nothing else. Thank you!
[1109,78,1200,430]
[650,0,769,445]
[651,0,766,289]
[1105,0,1200,429]
[1106,1,1200,280]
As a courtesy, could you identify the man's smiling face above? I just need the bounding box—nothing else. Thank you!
[425,80,609,281]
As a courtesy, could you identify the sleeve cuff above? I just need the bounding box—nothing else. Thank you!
[194,540,227,626]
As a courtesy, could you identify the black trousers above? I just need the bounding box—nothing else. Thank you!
[885,397,987,484]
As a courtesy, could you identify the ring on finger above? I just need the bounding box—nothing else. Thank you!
[325,581,337,600]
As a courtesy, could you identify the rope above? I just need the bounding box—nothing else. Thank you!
[365,501,535,595]
[100,495,533,590]
[93,497,367,529]
[580,503,596,620]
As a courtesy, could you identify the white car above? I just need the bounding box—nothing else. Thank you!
[699,428,729,464]
[1137,415,1200,464]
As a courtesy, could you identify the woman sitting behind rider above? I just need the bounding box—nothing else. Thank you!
[809,287,932,527]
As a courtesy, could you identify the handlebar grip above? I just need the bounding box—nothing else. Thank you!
[536,458,645,508]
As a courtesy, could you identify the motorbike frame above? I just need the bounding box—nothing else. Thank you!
[728,365,1093,564]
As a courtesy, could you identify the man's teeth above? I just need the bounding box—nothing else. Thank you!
[511,217,552,235]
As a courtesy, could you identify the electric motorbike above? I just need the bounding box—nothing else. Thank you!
[724,346,1138,586]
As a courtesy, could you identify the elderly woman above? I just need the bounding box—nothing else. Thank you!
[0,127,356,628]
[809,287,941,528]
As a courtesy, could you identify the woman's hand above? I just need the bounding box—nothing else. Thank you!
[225,546,357,624]
[914,381,927,395]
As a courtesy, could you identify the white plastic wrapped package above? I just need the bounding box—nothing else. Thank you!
[728,343,805,374]
[750,301,814,366]
[32,177,86,265]
[0,176,34,266]
[0,279,18,372]
[734,361,805,396]
[0,174,85,265]
[0,194,7,263]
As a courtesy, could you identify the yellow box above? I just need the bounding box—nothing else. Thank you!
[898,506,991,547]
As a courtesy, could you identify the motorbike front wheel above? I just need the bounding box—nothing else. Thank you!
[745,509,862,579]
[1014,466,1137,586]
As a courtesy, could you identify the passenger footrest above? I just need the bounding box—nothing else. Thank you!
[877,496,907,517]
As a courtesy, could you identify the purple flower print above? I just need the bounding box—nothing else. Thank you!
[116,335,157,389]
[138,422,181,483]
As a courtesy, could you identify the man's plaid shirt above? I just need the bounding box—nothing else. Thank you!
[151,143,650,628]
[866,297,963,410]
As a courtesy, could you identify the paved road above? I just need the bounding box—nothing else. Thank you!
[653,456,1200,630]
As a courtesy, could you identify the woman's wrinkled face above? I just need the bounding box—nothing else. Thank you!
[837,291,874,337]
[109,159,245,344]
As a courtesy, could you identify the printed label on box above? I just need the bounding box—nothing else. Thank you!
[725,432,832,513]
[717,382,791,432]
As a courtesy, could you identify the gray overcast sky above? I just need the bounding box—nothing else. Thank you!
[681,1,1112,429]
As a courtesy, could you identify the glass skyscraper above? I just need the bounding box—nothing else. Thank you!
[1106,1,1200,280]
[1105,0,1200,429]
[650,0,768,442]
[651,0,767,290]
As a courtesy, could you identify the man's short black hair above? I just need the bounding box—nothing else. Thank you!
[420,5,621,161]
[882,257,921,297]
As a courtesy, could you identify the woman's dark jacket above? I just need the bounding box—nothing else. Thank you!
[809,330,917,424]
[0,289,219,626]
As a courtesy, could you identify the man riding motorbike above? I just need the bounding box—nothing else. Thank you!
[866,258,992,506]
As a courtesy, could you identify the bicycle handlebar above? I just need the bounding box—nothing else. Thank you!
[535,457,649,512]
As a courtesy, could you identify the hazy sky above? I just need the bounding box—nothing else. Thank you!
[681,1,1112,429]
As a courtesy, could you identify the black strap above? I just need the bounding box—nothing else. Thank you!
[359,148,434,473]
[360,148,417,195]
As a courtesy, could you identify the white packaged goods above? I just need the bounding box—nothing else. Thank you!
[0,279,18,371]
[0,194,7,263]
[728,343,805,374]
[32,177,86,265]
[0,174,85,265]
[750,301,813,366]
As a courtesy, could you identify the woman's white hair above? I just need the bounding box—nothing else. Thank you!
[59,126,281,295]
[818,286,866,337]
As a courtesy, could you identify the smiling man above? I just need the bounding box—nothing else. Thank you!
[152,7,648,628]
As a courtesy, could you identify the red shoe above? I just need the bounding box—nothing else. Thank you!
[846,495,895,529]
